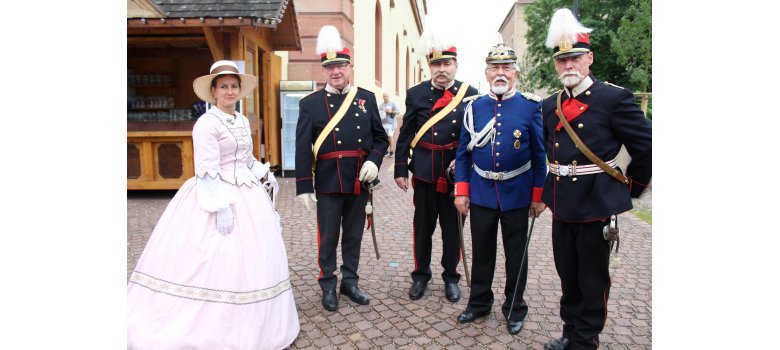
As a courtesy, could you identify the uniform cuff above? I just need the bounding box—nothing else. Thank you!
[532,187,543,202]
[455,182,470,196]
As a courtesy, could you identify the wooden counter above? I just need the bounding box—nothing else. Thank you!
[127,119,260,190]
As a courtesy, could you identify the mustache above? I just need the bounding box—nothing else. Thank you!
[492,76,508,84]
[558,71,582,79]
[435,71,451,78]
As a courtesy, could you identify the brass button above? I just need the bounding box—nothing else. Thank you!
[451,133,456,137]
[430,87,434,90]
[578,123,584,129]
[358,139,362,143]
[497,132,502,136]
[572,160,577,165]
[338,155,343,159]
[585,91,591,96]
[496,142,501,146]
[434,132,438,136]
[452,120,457,123]
[496,163,501,167]
[451,109,457,113]
[335,127,340,131]
[454,87,458,90]
[555,160,559,164]
[353,102,357,105]
[337,140,342,144]
[496,152,500,157]
[579,106,584,110]
[327,93,332,97]
[556,176,560,181]
[497,113,502,117]
[329,104,334,107]
[555,142,559,147]
[497,123,502,126]
[357,126,360,129]
[572,177,577,181]
[355,113,359,116]
[497,104,502,107]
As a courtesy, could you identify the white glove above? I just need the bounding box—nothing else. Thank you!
[297,193,318,210]
[251,161,271,181]
[358,161,378,182]
[216,207,234,235]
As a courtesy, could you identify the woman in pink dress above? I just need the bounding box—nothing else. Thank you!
[127,61,300,349]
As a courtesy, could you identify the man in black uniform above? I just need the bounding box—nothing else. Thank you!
[394,27,478,302]
[540,9,652,350]
[295,25,388,312]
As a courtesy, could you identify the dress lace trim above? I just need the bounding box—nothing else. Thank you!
[196,169,263,188]
[129,271,291,305]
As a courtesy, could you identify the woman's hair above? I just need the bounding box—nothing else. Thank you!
[210,74,242,88]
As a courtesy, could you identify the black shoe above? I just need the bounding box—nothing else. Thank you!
[339,284,370,305]
[506,319,524,335]
[322,290,338,311]
[456,309,490,323]
[544,337,570,350]
[445,282,461,302]
[408,281,427,300]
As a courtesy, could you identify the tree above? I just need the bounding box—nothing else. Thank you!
[518,0,651,93]
[611,0,652,92]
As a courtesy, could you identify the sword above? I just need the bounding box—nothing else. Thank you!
[448,163,471,288]
[507,214,536,320]
[457,212,471,288]
[364,180,381,260]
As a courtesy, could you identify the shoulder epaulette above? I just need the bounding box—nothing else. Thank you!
[521,92,542,102]
[462,95,480,103]
[603,81,625,89]
[357,86,375,94]
[300,89,319,101]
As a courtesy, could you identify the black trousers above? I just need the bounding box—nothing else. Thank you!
[552,219,612,350]
[411,180,461,284]
[466,204,529,322]
[315,192,368,291]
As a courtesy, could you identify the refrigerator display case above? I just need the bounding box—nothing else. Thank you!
[280,80,316,177]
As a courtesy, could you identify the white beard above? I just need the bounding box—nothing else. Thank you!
[559,71,583,88]
[490,76,510,95]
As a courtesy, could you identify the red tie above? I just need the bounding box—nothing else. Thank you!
[555,97,589,131]
[432,89,454,111]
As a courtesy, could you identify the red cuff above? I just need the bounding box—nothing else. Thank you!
[532,187,543,202]
[455,182,470,196]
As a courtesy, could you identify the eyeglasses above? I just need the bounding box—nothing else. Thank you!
[487,65,516,73]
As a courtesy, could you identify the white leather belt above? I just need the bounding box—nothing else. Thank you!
[473,161,531,181]
[549,158,617,177]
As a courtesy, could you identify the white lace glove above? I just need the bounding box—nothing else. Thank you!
[263,171,280,198]
[297,193,317,210]
[358,161,378,182]
[216,207,234,235]
[251,161,271,181]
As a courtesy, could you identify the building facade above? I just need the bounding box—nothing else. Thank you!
[282,0,429,107]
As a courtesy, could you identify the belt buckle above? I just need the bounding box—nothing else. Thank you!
[489,171,502,180]
[559,165,570,176]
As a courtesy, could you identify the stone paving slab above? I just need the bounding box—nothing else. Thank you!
[128,161,652,349]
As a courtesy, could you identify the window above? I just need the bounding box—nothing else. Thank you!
[245,48,256,115]
[395,35,399,95]
[374,0,382,86]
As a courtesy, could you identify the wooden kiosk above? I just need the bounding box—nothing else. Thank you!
[127,0,300,189]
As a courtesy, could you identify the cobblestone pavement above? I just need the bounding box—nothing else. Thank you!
[128,161,652,349]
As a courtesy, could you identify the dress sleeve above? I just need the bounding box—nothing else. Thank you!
[192,115,235,212]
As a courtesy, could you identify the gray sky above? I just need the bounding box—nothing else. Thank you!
[425,0,518,93]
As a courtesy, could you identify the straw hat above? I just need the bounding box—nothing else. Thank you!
[192,60,258,104]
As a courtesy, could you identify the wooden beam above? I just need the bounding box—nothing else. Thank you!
[240,27,274,54]
[202,27,224,61]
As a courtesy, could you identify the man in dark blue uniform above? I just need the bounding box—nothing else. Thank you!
[394,28,478,303]
[540,9,652,350]
[295,25,388,312]
[453,43,547,335]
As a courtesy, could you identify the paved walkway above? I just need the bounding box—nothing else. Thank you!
[127,161,652,349]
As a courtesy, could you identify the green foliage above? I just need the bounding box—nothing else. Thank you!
[612,0,652,92]
[521,0,651,93]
